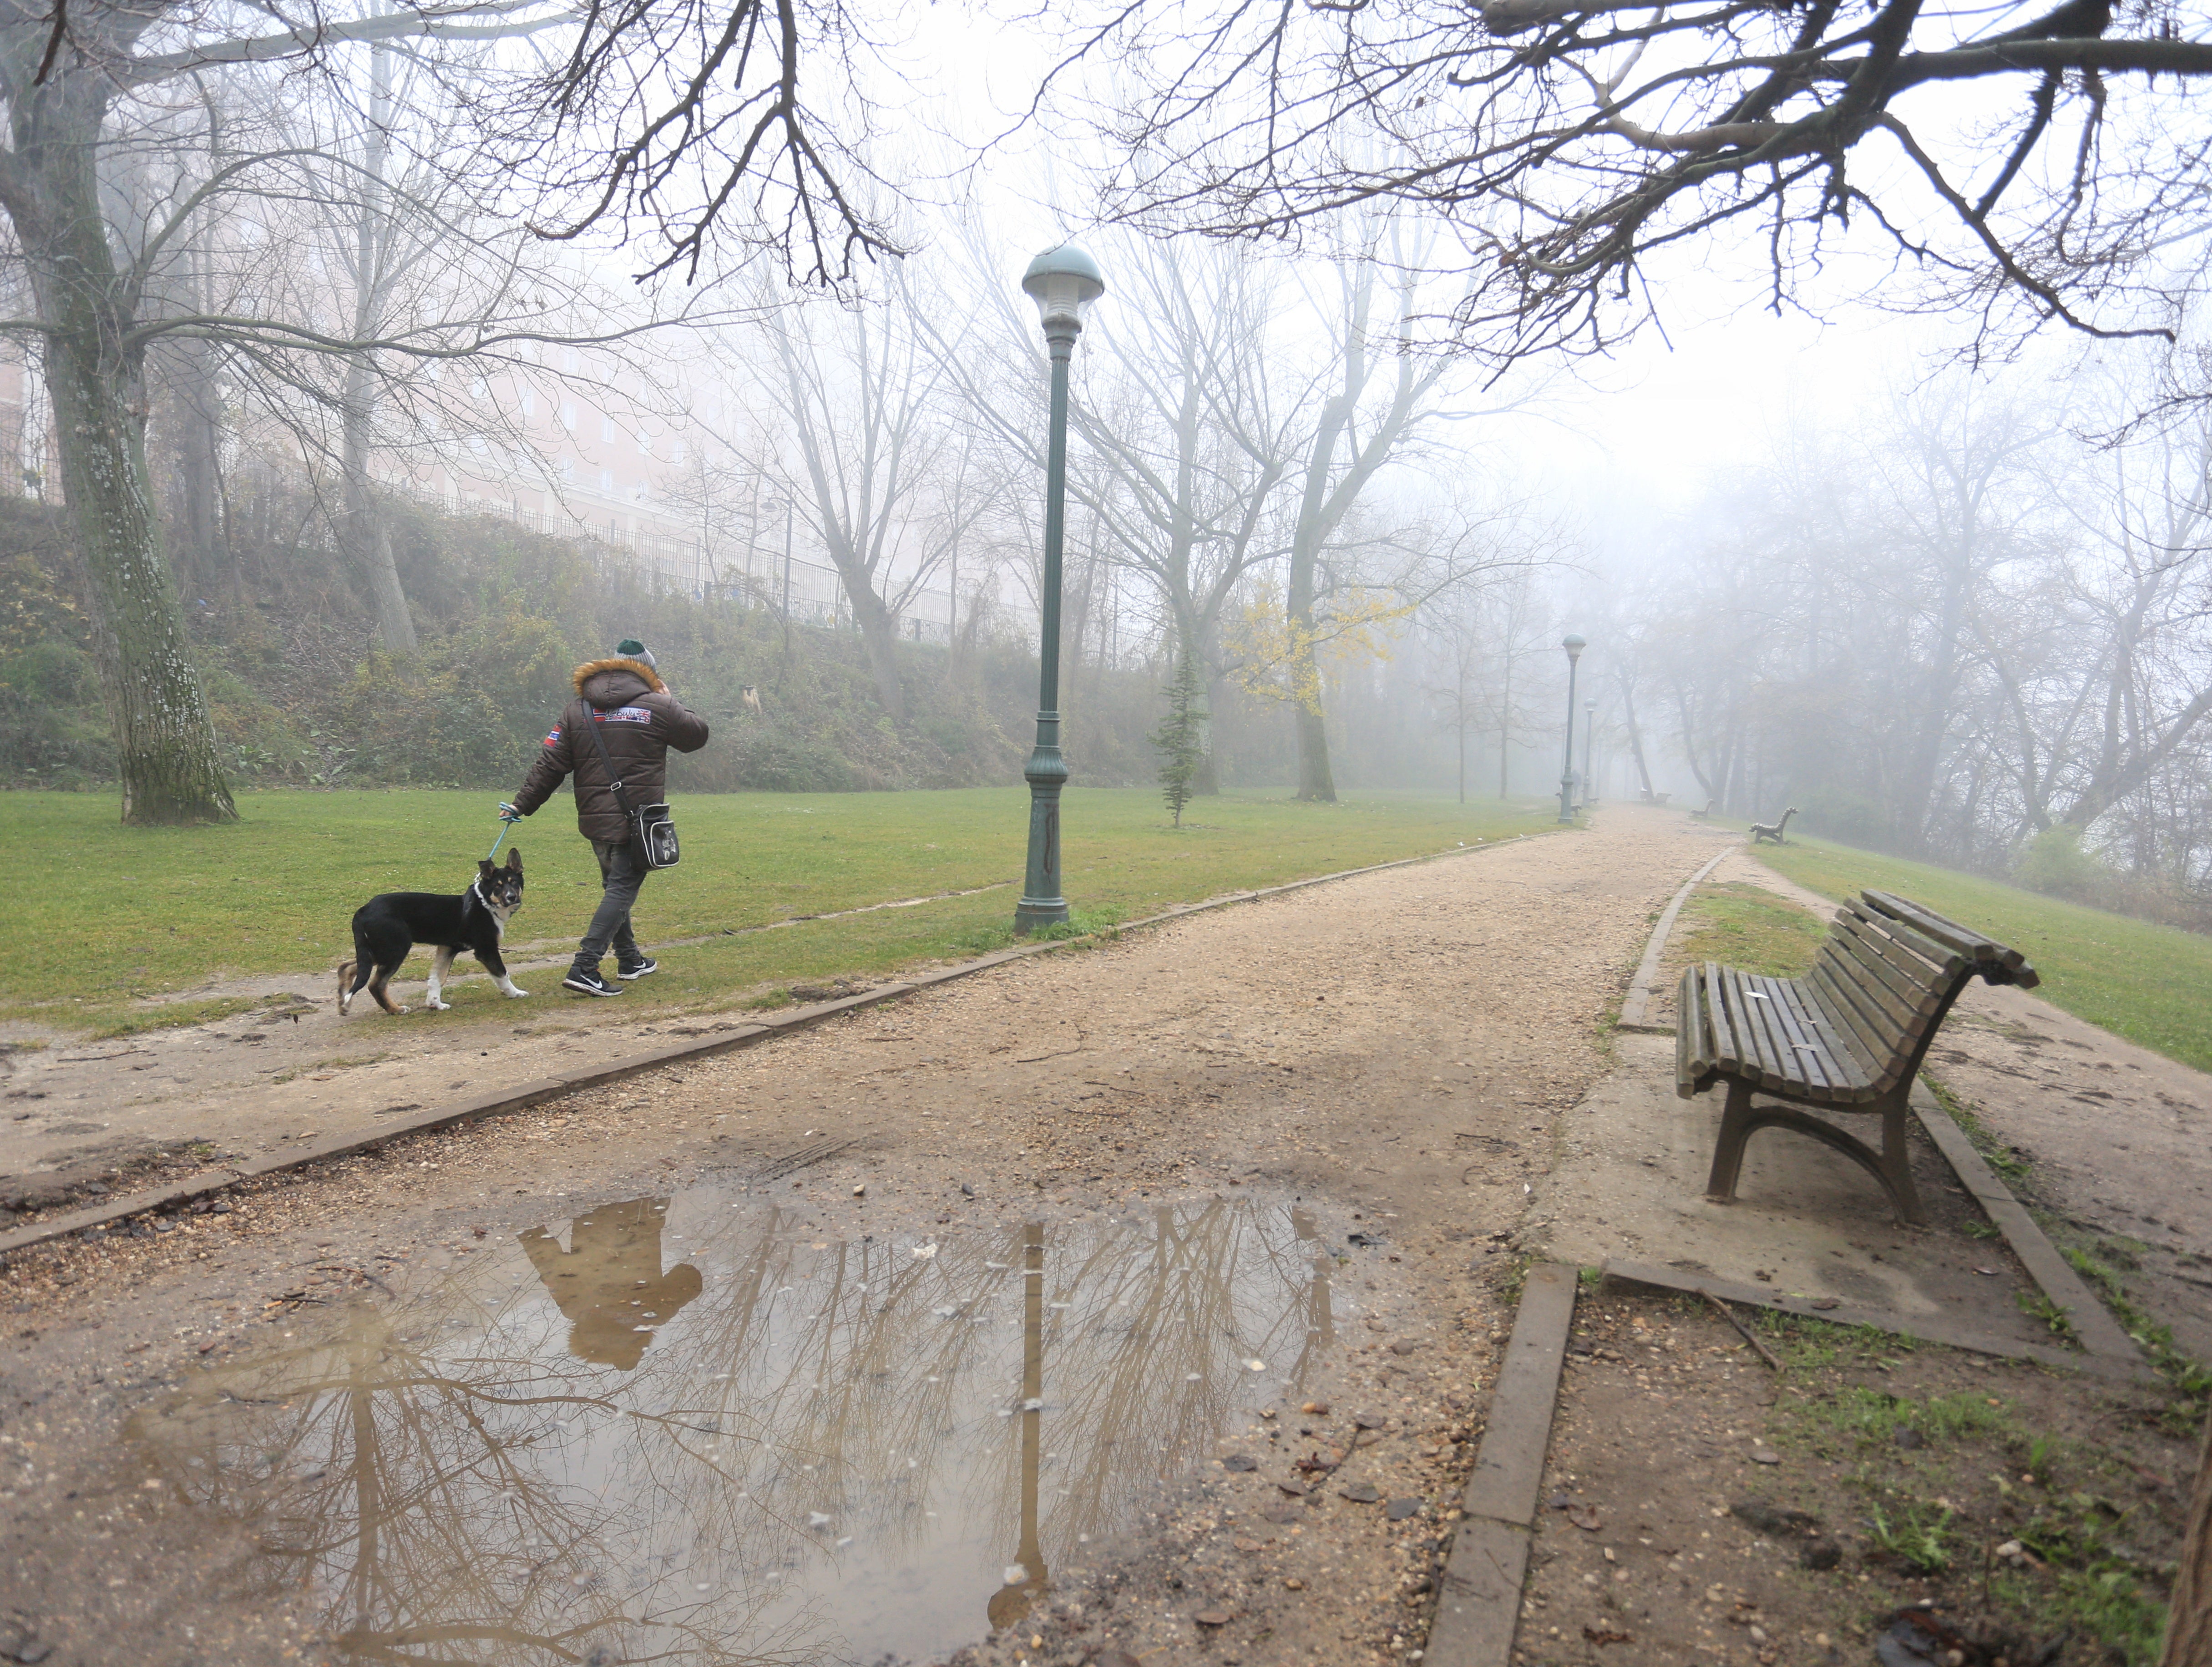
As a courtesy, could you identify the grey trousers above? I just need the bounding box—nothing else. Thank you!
[576,838,647,968]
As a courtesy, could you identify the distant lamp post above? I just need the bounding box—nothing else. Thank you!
[1557,634,1586,824]
[1584,697,1599,808]
[1014,243,1106,934]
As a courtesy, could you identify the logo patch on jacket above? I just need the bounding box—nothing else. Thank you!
[592,707,654,725]
[543,725,562,746]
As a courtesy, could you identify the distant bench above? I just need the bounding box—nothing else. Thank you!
[1675,889,2039,1224]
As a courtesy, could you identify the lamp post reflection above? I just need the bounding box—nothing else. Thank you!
[987,1222,1050,1630]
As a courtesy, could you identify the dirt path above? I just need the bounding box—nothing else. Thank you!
[0,804,1713,1667]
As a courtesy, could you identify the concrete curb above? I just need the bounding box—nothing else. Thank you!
[1908,1084,2142,1363]
[0,831,1541,1260]
[1616,847,1733,1032]
[1600,1258,2152,1383]
[1427,1262,1580,1667]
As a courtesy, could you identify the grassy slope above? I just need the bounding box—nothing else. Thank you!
[1749,835,2212,1076]
[0,787,1558,1027]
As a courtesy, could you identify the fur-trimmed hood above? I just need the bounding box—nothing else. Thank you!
[572,656,667,707]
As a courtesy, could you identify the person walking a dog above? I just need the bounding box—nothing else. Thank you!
[504,639,709,997]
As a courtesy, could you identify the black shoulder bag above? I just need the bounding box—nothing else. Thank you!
[578,700,680,869]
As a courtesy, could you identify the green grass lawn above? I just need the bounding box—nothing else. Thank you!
[1669,880,1832,979]
[1749,835,2212,1076]
[0,787,1559,1030]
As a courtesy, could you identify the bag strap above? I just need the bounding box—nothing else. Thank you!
[577,698,639,821]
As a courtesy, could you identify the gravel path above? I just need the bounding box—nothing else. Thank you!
[0,805,1716,1667]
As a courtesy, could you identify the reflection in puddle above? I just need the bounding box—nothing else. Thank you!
[129,1193,1339,1665]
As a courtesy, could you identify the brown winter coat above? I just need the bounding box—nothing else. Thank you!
[511,657,711,844]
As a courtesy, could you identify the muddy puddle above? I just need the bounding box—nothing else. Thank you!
[127,1191,1347,1666]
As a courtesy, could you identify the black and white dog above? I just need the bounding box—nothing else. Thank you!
[338,849,530,1015]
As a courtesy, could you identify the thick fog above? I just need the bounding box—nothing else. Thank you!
[0,0,2206,920]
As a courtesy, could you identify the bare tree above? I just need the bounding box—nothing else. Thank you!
[0,0,593,820]
[1073,0,2212,366]
[762,274,987,719]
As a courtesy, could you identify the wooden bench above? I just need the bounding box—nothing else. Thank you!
[1676,890,2038,1224]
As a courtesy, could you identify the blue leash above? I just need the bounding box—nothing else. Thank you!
[486,804,520,863]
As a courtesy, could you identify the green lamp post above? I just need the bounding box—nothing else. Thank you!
[1014,243,1106,934]
[1557,633,1586,824]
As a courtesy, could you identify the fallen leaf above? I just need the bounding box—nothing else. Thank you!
[1567,1505,1603,1531]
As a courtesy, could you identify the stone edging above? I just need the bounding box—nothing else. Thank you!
[1426,1261,1580,1667]
[1600,1257,2151,1383]
[0,831,1543,1261]
[1908,1083,2142,1362]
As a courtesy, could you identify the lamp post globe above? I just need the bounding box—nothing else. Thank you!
[1015,243,1105,934]
[1558,635,1587,824]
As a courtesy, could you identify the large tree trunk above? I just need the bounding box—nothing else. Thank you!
[846,584,906,721]
[1293,703,1336,801]
[14,78,236,824]
[2165,1413,2212,1667]
[1619,677,1656,799]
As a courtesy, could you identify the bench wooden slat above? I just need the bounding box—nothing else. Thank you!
[1731,968,1808,1095]
[1814,937,1923,1048]
[1776,977,1880,1102]
[1864,890,2040,989]
[1791,970,1885,1096]
[1840,900,1966,983]
[1723,966,1792,1091]
[1830,920,1947,1021]
[1709,962,1768,1088]
[1807,962,1916,1096]
[1676,965,1715,1097]
[1833,907,1953,1000]
[1756,973,1849,1100]
[1864,889,2023,970]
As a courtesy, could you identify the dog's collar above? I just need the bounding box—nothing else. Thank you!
[471,877,516,921]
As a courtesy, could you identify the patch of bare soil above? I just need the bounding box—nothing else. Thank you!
[0,805,1715,1667]
[1524,1282,2196,1667]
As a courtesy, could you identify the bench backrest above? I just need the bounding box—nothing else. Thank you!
[1804,891,2039,1091]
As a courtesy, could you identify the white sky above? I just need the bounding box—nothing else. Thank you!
[853,0,2122,518]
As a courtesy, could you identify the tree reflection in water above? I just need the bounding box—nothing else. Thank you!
[127,1192,1342,1666]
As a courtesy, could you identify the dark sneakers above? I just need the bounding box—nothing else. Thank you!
[616,957,659,981]
[562,965,624,997]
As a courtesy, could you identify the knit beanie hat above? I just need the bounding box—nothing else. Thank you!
[616,638,657,670]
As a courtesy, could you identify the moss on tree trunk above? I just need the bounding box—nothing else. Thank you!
[13,70,235,824]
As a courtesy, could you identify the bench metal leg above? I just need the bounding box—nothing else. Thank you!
[1705,1080,1757,1205]
[1876,1098,1925,1226]
[1704,1084,1928,1227]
